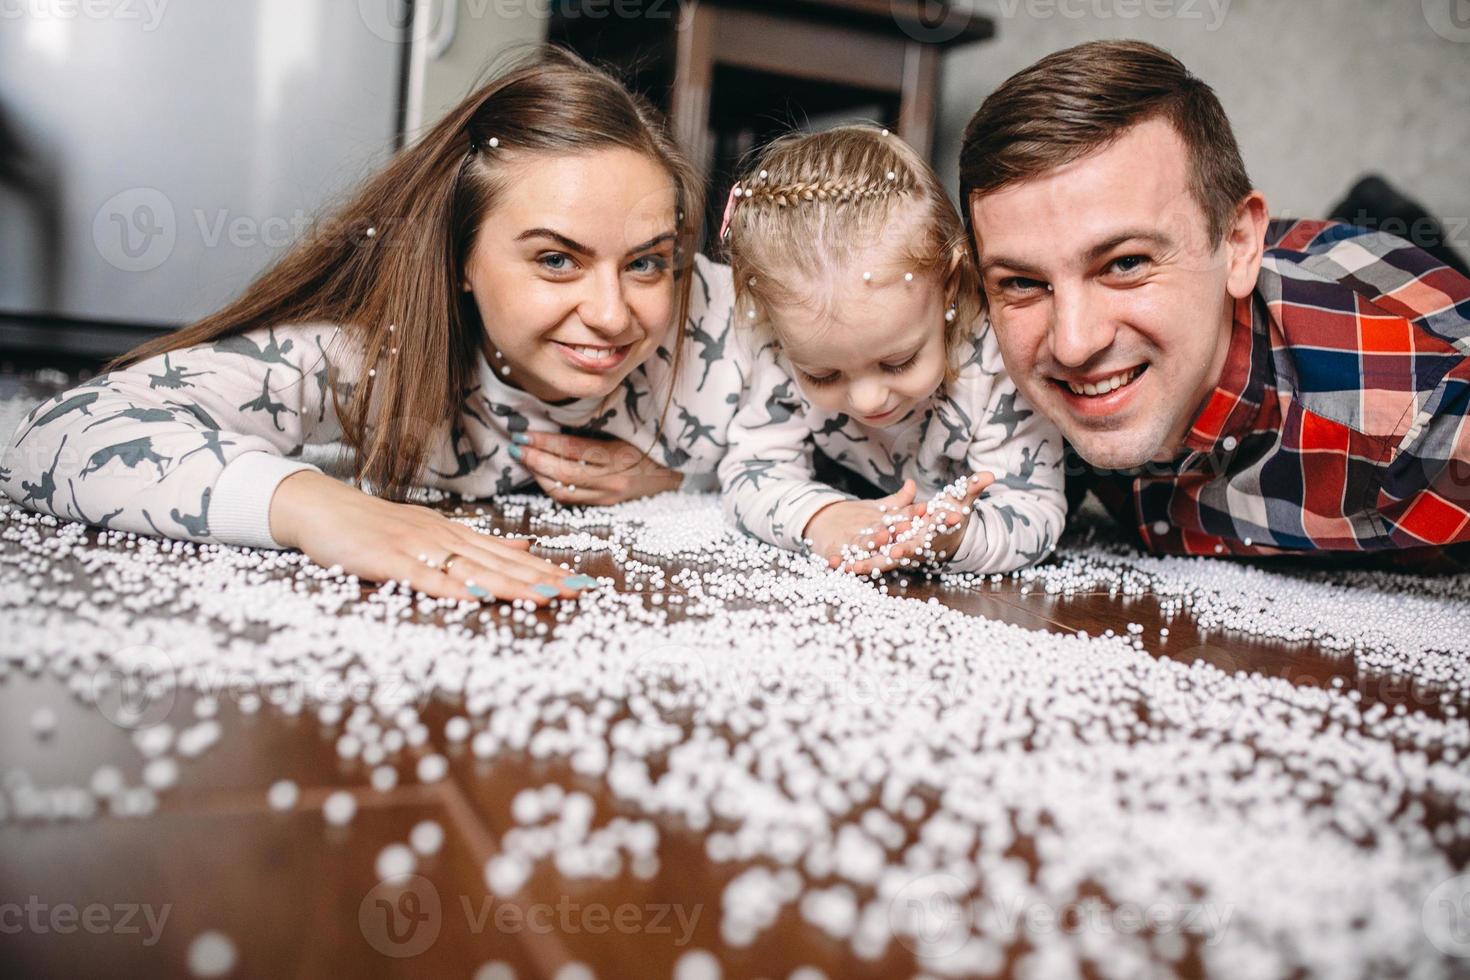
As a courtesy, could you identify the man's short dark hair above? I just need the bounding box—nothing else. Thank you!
[959,40,1253,243]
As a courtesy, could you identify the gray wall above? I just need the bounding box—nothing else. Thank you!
[935,0,1470,257]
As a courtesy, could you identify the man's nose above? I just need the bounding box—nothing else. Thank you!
[1048,286,1117,368]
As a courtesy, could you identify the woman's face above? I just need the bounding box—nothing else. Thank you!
[463,147,679,403]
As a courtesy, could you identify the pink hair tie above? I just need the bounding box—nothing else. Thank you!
[719,183,743,242]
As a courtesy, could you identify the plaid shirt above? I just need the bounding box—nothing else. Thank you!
[1075,218,1470,557]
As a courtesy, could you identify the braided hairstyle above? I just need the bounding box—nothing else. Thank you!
[723,125,980,381]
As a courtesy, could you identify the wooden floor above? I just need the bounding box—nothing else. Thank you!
[0,374,1466,980]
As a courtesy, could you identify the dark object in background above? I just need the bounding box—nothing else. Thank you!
[1328,175,1470,278]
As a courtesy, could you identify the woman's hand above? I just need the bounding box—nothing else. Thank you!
[269,470,588,605]
[512,432,683,506]
[801,480,919,571]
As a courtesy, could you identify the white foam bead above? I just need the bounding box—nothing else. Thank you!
[267,780,299,811]
[673,949,721,980]
[375,842,417,880]
[323,790,357,826]
[472,963,517,980]
[143,757,179,791]
[410,819,445,856]
[416,753,448,783]
[186,930,237,978]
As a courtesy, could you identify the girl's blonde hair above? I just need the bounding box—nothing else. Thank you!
[723,124,980,381]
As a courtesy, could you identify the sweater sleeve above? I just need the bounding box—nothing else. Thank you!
[946,329,1068,574]
[1,323,359,549]
[717,342,850,551]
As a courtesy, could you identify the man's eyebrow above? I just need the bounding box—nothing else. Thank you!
[980,254,1047,279]
[514,229,678,257]
[1083,229,1174,263]
[980,229,1175,278]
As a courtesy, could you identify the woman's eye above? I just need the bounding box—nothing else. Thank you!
[537,252,574,273]
[628,255,669,276]
[800,371,839,387]
[880,354,919,375]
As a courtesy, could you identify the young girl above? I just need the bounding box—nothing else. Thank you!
[1,49,745,605]
[717,125,1064,575]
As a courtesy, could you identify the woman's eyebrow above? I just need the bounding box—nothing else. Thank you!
[516,228,589,254]
[513,228,676,258]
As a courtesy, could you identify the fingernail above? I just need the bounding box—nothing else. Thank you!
[564,575,597,589]
[512,433,531,445]
[532,583,559,598]
[508,444,523,460]
[467,584,491,599]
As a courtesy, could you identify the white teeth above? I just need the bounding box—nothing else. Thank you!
[568,345,617,360]
[1067,367,1141,397]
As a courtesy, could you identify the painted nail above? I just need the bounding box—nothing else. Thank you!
[467,584,491,599]
[511,433,531,445]
[564,575,596,589]
[532,583,559,598]
[508,444,523,460]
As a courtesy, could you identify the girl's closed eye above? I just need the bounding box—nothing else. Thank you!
[798,369,840,387]
[881,351,920,375]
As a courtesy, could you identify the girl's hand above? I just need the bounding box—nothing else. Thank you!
[801,480,919,570]
[512,432,683,506]
[842,473,995,576]
[269,470,587,605]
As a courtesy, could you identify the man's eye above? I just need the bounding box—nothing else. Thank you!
[880,354,919,375]
[537,252,574,273]
[1000,276,1048,294]
[1108,255,1149,275]
[800,370,840,387]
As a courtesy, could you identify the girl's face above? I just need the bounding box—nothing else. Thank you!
[463,148,679,403]
[773,266,950,427]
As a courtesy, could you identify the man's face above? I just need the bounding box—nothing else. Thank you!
[970,117,1261,469]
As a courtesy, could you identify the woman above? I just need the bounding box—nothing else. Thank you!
[1,49,745,605]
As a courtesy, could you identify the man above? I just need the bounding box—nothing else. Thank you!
[960,40,1470,557]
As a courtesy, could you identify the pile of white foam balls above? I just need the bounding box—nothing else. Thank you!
[2,488,1468,979]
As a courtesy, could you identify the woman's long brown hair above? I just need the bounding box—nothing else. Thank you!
[107,46,702,501]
